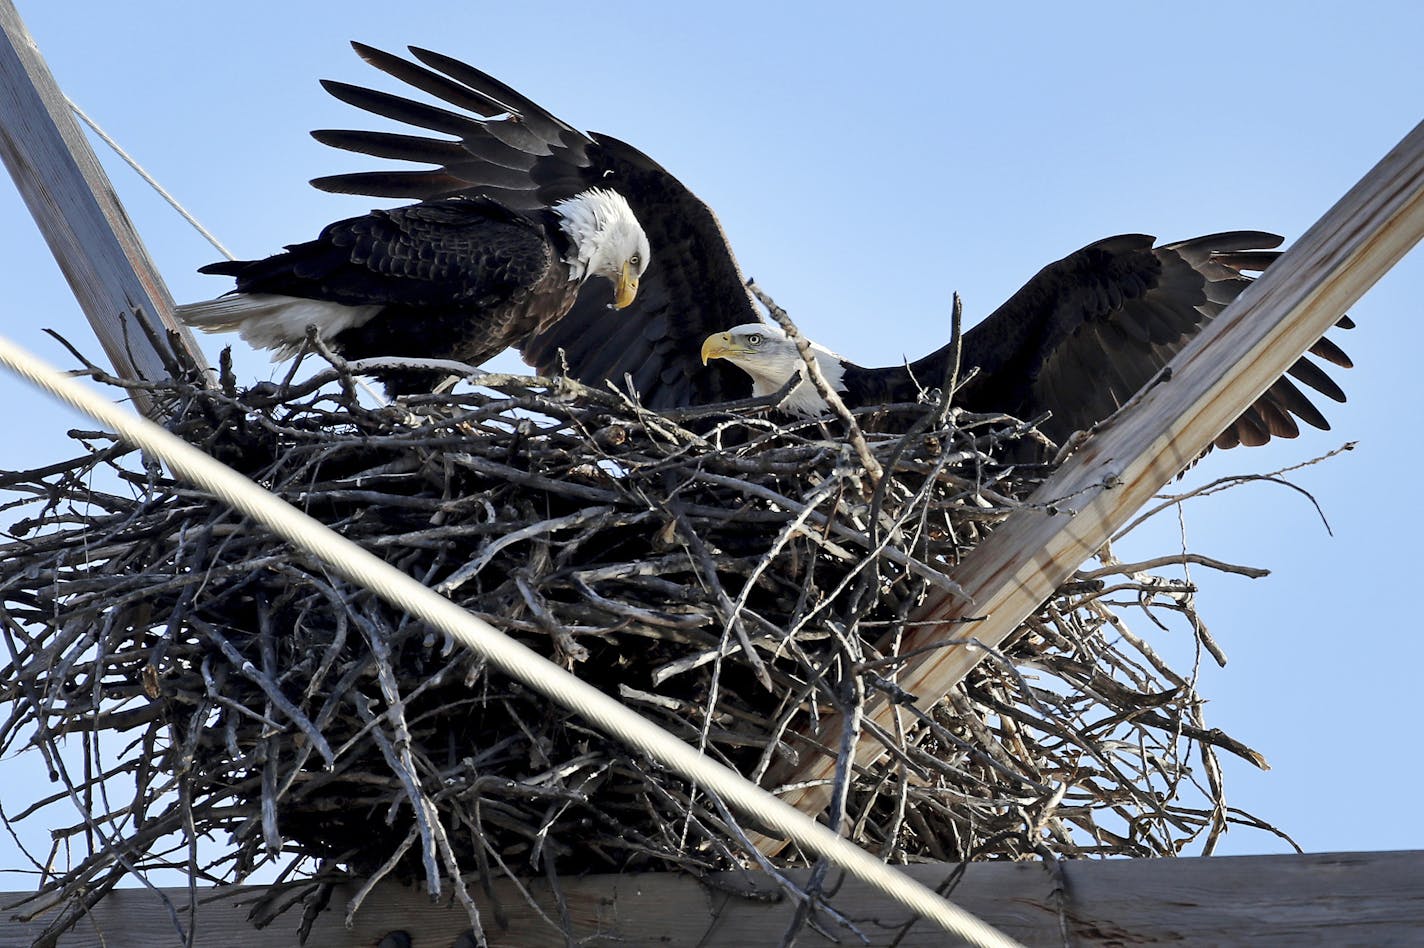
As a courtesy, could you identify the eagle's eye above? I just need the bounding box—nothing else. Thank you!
[630,254,641,267]
[746,333,764,346]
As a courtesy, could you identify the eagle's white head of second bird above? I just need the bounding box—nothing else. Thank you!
[701,323,848,415]
[555,188,650,309]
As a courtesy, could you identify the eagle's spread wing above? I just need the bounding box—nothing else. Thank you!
[313,43,756,408]
[947,232,1352,449]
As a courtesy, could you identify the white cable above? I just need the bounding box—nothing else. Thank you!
[0,335,1022,948]
[67,98,236,261]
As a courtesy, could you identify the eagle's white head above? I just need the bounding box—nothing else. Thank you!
[700,323,847,415]
[554,188,650,308]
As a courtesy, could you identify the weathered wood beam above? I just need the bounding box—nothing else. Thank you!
[760,120,1424,838]
[0,0,212,416]
[4,850,1419,946]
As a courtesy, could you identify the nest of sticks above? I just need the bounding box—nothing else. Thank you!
[0,340,1285,943]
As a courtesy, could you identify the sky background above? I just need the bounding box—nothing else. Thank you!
[0,1,1420,884]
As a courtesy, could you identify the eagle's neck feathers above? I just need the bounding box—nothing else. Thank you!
[743,332,849,415]
[777,359,848,414]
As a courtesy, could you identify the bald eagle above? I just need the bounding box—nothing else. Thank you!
[300,43,1349,446]
[308,42,760,407]
[701,233,1353,450]
[178,179,649,395]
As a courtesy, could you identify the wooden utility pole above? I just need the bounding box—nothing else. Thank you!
[0,0,211,416]
[758,120,1424,847]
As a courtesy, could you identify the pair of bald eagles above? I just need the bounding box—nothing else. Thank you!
[180,43,1352,454]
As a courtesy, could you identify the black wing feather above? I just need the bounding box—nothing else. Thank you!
[351,42,518,121]
[1286,356,1347,403]
[408,46,582,141]
[310,169,475,200]
[319,80,478,138]
[311,129,472,166]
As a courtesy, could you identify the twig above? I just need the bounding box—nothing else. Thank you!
[748,281,884,487]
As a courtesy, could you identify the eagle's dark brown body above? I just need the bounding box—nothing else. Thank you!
[196,198,579,393]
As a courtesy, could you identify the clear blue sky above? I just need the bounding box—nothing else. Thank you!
[1,1,1420,880]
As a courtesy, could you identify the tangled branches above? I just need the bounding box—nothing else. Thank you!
[0,357,1281,943]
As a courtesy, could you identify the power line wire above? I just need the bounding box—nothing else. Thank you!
[68,97,235,260]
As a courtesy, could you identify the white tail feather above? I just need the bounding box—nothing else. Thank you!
[176,294,383,361]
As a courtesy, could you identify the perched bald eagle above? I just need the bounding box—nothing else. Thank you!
[178,180,649,394]
[308,42,759,407]
[299,43,1349,447]
[701,233,1354,450]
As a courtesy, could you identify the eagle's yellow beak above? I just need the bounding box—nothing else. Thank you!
[614,259,639,309]
[701,332,739,366]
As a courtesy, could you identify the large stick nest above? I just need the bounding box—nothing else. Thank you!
[0,348,1280,943]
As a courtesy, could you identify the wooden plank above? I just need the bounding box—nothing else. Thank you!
[0,0,212,416]
[756,120,1424,838]
[3,850,1420,946]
